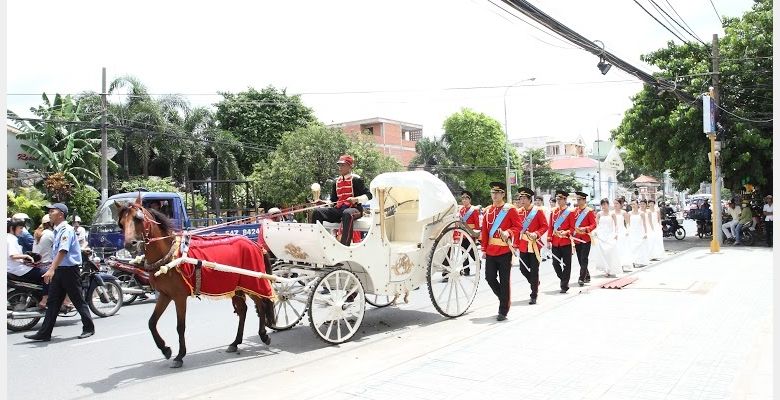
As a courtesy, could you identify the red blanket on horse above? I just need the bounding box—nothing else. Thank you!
[176,235,274,299]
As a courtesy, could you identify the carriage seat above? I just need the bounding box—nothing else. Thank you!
[321,216,373,232]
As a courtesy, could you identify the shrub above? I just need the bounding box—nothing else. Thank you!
[69,185,100,225]
[7,187,49,226]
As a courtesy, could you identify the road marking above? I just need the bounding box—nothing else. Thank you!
[70,331,146,347]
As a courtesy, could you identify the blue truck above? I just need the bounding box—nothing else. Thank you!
[88,191,262,262]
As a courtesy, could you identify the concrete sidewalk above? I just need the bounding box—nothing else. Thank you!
[327,247,773,400]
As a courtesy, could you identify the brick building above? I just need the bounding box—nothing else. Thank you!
[329,117,422,166]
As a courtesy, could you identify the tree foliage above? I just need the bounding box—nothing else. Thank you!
[215,86,317,174]
[408,136,460,190]
[250,125,402,208]
[612,0,772,192]
[7,187,49,225]
[520,148,583,192]
[69,185,100,225]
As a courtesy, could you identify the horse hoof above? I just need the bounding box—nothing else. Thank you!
[162,347,172,360]
[261,335,271,345]
[170,359,183,368]
[226,345,238,353]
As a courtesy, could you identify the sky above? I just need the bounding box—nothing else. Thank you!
[6,0,755,149]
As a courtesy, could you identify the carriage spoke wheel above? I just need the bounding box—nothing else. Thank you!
[427,226,481,318]
[365,293,398,308]
[269,264,309,331]
[308,269,365,344]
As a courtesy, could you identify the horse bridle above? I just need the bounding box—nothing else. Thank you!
[123,203,179,271]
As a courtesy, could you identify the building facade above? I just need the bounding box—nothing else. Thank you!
[329,117,422,166]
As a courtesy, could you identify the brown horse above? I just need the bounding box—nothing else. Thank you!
[115,199,274,368]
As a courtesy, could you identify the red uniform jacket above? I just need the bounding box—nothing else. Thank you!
[513,206,549,253]
[572,206,597,243]
[480,204,522,257]
[454,205,481,241]
[548,206,575,248]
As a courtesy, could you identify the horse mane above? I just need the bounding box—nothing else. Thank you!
[147,208,174,234]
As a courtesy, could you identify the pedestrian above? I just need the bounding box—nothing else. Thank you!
[548,190,575,293]
[32,214,55,265]
[612,198,632,271]
[647,200,665,260]
[733,201,753,245]
[443,190,480,280]
[24,203,95,342]
[513,188,549,305]
[590,198,621,278]
[722,201,741,243]
[73,216,89,249]
[310,154,372,246]
[8,218,49,309]
[627,199,650,268]
[572,191,596,286]
[480,182,522,321]
[12,213,35,252]
[763,195,773,246]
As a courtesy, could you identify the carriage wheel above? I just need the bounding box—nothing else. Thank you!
[268,264,309,331]
[365,293,398,308]
[426,226,481,318]
[307,269,365,344]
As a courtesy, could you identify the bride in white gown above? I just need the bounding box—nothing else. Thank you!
[627,199,650,267]
[647,200,665,260]
[613,199,631,270]
[590,198,621,277]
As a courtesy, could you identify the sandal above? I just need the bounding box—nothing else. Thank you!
[60,304,75,314]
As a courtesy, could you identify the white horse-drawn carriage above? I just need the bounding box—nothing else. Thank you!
[263,171,482,344]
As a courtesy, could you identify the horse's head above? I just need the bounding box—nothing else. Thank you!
[114,198,149,249]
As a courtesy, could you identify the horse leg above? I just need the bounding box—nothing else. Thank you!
[171,295,187,368]
[148,292,173,360]
[227,292,248,353]
[252,295,272,345]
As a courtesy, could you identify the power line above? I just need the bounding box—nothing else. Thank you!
[631,0,692,45]
[707,0,724,25]
[648,0,708,45]
[716,104,773,123]
[482,0,583,51]
[663,0,707,44]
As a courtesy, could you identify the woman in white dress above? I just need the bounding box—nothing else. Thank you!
[590,198,621,277]
[647,200,665,260]
[627,199,650,267]
[613,198,631,271]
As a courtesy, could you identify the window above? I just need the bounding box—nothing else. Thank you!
[363,127,374,135]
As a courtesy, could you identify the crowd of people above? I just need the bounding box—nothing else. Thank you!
[721,194,773,247]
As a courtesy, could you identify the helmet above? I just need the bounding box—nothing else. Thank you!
[41,214,51,224]
[268,207,281,214]
[74,216,82,223]
[12,213,30,220]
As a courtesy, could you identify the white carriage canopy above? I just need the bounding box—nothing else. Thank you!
[369,171,457,222]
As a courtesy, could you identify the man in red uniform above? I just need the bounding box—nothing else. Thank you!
[572,191,597,286]
[513,187,549,305]
[547,190,575,293]
[443,190,481,281]
[480,182,522,321]
[310,155,372,246]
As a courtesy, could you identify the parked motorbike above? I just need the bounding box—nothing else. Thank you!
[661,215,686,240]
[106,257,156,305]
[695,218,713,239]
[7,251,123,332]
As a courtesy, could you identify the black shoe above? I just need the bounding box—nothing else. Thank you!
[529,298,537,305]
[77,331,95,339]
[578,280,584,287]
[24,333,51,342]
[560,288,568,294]
[496,314,507,321]
[585,278,591,283]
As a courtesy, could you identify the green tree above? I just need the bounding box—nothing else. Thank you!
[9,94,116,187]
[613,0,772,192]
[250,125,401,208]
[520,148,583,192]
[408,136,460,190]
[442,108,518,205]
[69,185,100,225]
[7,187,49,226]
[215,86,317,174]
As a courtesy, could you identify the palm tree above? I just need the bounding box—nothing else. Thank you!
[409,136,460,190]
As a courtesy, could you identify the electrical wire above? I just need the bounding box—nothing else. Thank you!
[663,0,708,44]
[631,0,692,44]
[482,0,582,51]
[715,104,773,123]
[707,0,724,25]
[647,0,700,45]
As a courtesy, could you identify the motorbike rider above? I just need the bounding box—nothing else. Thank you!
[12,213,35,252]
[7,218,49,309]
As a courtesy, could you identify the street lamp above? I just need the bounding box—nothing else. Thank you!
[503,77,536,199]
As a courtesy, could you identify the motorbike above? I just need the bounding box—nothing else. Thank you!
[695,217,713,239]
[106,257,156,305]
[7,250,124,332]
[661,214,686,240]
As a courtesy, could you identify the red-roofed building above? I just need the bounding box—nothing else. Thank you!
[632,175,661,201]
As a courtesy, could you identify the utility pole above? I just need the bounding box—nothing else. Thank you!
[709,34,722,252]
[100,67,108,204]
[529,150,534,192]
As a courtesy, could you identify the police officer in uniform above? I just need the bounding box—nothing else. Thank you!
[310,155,372,246]
[513,187,549,305]
[25,203,95,341]
[548,190,575,293]
[572,192,597,286]
[480,182,522,321]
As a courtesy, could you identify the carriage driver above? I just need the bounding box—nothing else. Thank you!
[311,155,372,246]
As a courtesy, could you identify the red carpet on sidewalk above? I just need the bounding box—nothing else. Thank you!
[601,276,638,289]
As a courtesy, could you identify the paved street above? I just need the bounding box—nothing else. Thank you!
[7,233,771,400]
